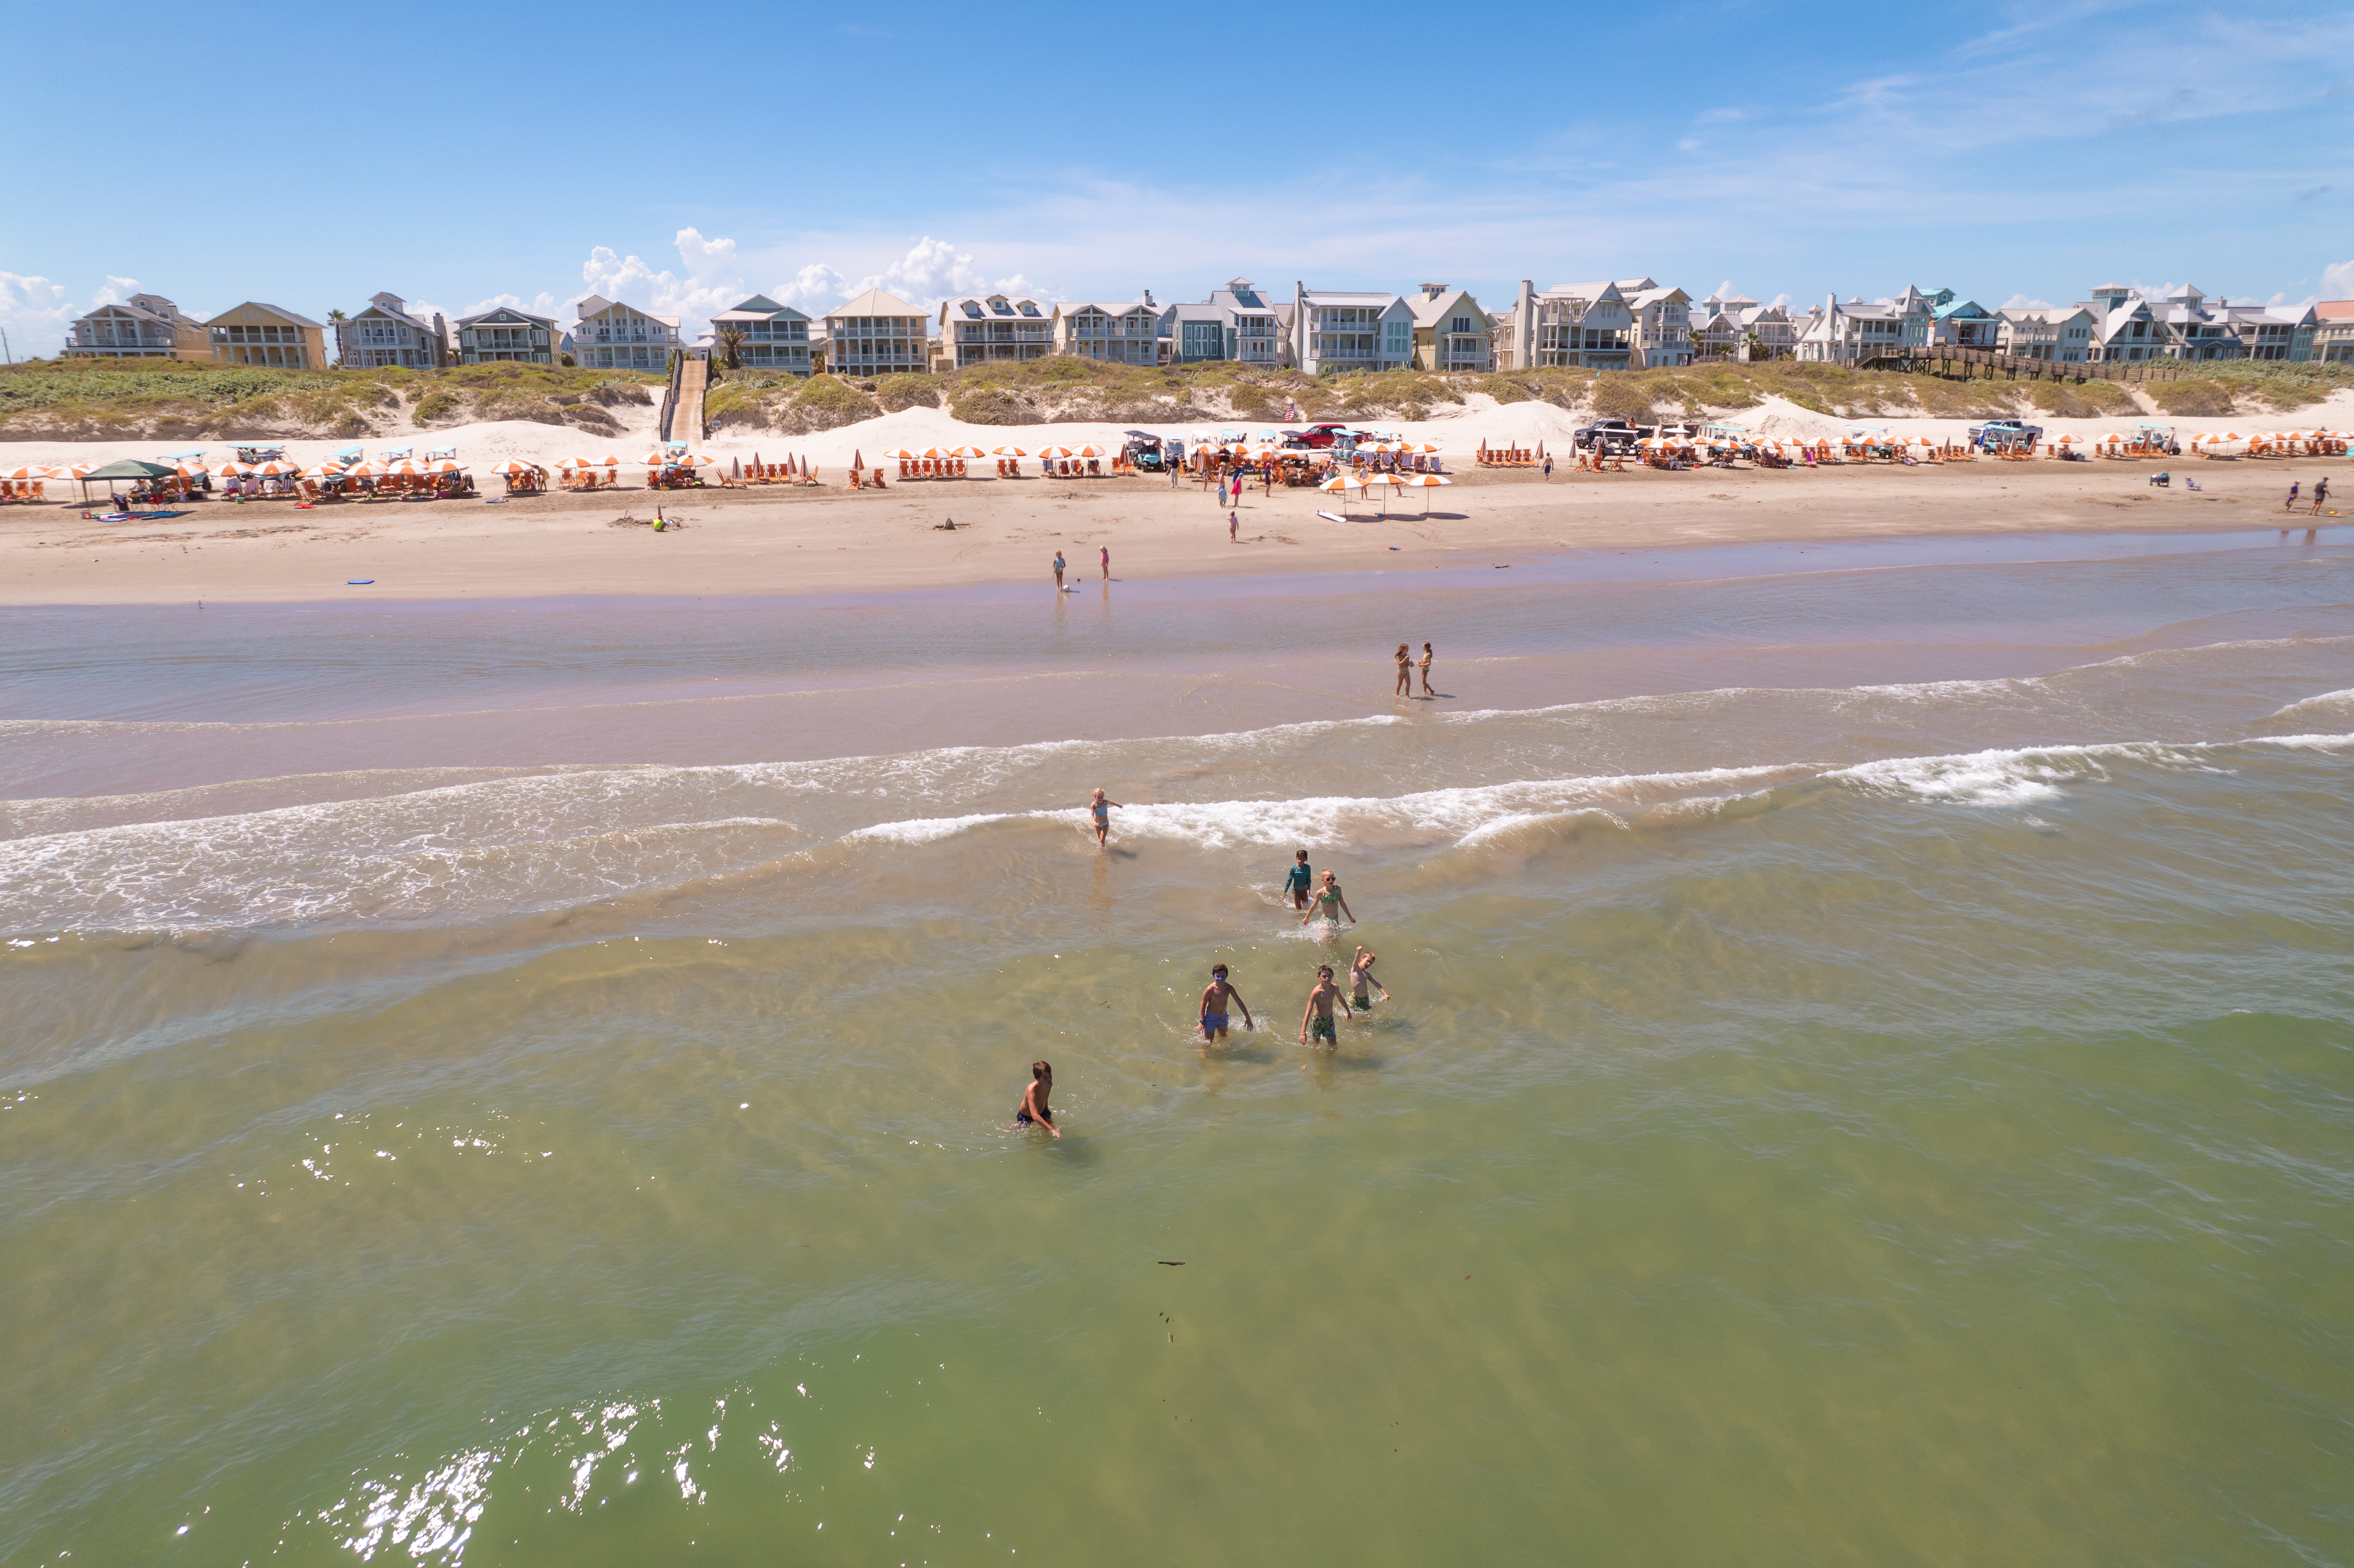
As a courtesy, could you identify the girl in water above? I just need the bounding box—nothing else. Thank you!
[1419,641,1434,698]
[1300,869,1355,929]
[1394,642,1412,697]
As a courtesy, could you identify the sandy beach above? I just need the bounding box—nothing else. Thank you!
[3,391,2347,606]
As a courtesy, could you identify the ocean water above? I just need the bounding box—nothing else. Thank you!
[5,532,2353,1565]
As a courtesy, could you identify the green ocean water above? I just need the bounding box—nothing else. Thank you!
[5,548,2353,1565]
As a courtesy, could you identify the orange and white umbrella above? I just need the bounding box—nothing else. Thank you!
[421,459,465,474]
[2,464,59,480]
[296,463,346,479]
[878,448,922,461]
[948,444,989,459]
[1037,445,1076,459]
[491,460,542,477]
[254,459,303,476]
[343,460,392,478]
[1361,473,1406,488]
[57,463,96,479]
[679,453,717,467]
[1317,474,1366,492]
[213,460,256,477]
[639,450,675,465]
[991,445,1028,457]
[1405,473,1452,487]
[1071,444,1106,459]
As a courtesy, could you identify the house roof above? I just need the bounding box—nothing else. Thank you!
[1057,301,1158,319]
[1299,289,1402,307]
[458,305,557,329]
[2315,299,2354,320]
[1409,289,1481,328]
[1544,281,1625,303]
[828,288,923,319]
[713,294,809,323]
[206,302,325,330]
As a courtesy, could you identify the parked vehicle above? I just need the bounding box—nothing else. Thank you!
[1123,436,1167,473]
[1286,423,1352,449]
[1968,418,2044,449]
[1573,419,1650,453]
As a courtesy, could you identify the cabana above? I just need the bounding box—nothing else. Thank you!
[79,457,181,507]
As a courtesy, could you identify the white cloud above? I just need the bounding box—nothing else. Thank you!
[855,236,1049,308]
[91,274,139,307]
[461,290,562,320]
[771,263,848,310]
[2324,257,2354,298]
[0,271,75,356]
[2002,293,2061,310]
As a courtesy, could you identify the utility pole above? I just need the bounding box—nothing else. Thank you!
[1,327,12,364]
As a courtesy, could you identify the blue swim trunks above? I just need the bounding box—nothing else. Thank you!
[1201,1012,1228,1034]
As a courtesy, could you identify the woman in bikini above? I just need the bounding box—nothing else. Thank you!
[1419,641,1435,698]
[1394,642,1412,697]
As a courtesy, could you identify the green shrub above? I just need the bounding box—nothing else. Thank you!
[781,376,879,432]
[2146,379,2237,416]
[413,389,461,423]
[951,386,1031,425]
[1590,376,1656,419]
[872,373,942,412]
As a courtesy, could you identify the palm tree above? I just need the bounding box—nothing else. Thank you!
[715,324,744,370]
[326,308,347,368]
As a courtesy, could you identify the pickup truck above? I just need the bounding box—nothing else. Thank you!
[1968,418,2044,448]
[1572,419,1650,452]
[1286,422,1352,449]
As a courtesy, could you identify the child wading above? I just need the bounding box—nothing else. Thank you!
[1350,946,1389,1010]
[1015,1061,1060,1138]
[1198,963,1254,1043]
[1300,869,1355,928]
[1283,849,1314,910]
[1299,965,1353,1047]
[1087,788,1123,846]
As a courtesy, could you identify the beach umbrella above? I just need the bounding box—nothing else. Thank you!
[1037,445,1075,459]
[851,449,864,470]
[212,460,256,477]
[1317,474,1365,492]
[1407,472,1452,515]
[56,463,94,479]
[878,447,921,461]
[343,460,392,478]
[1071,444,1105,459]
[422,459,465,474]
[296,463,346,479]
[2,464,59,481]
[253,459,303,476]
[639,450,673,465]
[991,445,1028,457]
[948,444,990,459]
[680,454,717,467]
[490,460,541,477]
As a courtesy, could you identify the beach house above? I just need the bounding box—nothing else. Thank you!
[1993,306,2096,362]
[206,303,327,368]
[2221,299,2315,361]
[1929,299,1999,348]
[2314,300,2354,364]
[940,293,1052,367]
[1793,287,1932,364]
[821,289,927,378]
[456,305,557,365]
[571,296,679,370]
[337,292,451,369]
[1407,285,1493,373]
[1495,280,1636,371]
[709,295,813,374]
[1287,286,1416,375]
[63,293,209,361]
[1052,296,1161,365]
[1618,280,1694,368]
[1691,293,1749,360]
[1162,279,1282,366]
[2078,284,2267,363]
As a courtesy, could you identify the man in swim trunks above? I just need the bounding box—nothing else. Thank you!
[1015,1060,1060,1138]
[1088,788,1123,846]
[1299,868,1354,927]
[1299,965,1352,1047]
[1350,946,1389,1010]
[1198,963,1254,1043]
[1283,849,1314,910]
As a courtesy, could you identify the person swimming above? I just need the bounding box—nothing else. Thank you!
[1014,1060,1060,1138]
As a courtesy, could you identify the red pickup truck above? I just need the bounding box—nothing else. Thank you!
[1287,422,1352,449]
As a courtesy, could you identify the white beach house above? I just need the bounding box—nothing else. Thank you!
[1993,306,2096,362]
[1617,280,1694,368]
[821,289,927,377]
[338,292,451,369]
[573,296,679,370]
[456,305,557,365]
[938,293,1053,367]
[1496,280,1636,371]
[1289,286,1416,374]
[1053,296,1161,365]
[1163,279,1282,366]
[1794,287,1933,364]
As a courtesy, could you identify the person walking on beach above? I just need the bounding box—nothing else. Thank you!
[1053,550,1066,591]
[1283,849,1314,910]
[2312,477,2330,515]
[1349,946,1389,1010]
[2285,482,2300,512]
[1395,642,1413,697]
[1301,869,1354,929]
[1199,963,1254,1043]
[1542,453,1554,482]
[1087,788,1123,846]
[1419,641,1435,698]
[1229,510,1239,543]
[1299,965,1352,1047]
[1100,544,1111,580]
[1015,1061,1061,1138]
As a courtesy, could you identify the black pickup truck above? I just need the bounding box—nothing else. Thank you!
[1573,419,1651,452]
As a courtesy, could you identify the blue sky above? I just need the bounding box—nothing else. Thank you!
[3,0,2348,356]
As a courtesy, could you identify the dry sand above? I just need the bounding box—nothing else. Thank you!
[4,392,2347,607]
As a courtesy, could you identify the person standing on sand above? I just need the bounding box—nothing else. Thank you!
[2285,482,2300,512]
[1542,454,1553,482]
[1087,788,1123,846]
[1299,965,1352,1047]
[1198,964,1254,1043]
[1394,642,1413,697]
[1229,510,1239,543]
[1053,550,1065,590]
[1015,1061,1060,1138]
[2313,477,2330,515]
[1419,641,1435,698]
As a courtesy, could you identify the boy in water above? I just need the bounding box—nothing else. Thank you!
[1299,965,1352,1047]
[1198,963,1254,1043]
[1349,946,1389,1010]
[1283,849,1314,910]
[1088,788,1123,846]
[1015,1060,1060,1138]
[1299,868,1355,928]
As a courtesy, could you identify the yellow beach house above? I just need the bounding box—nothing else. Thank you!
[206,302,328,368]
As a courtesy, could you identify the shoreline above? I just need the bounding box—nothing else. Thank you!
[3,455,2347,609]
